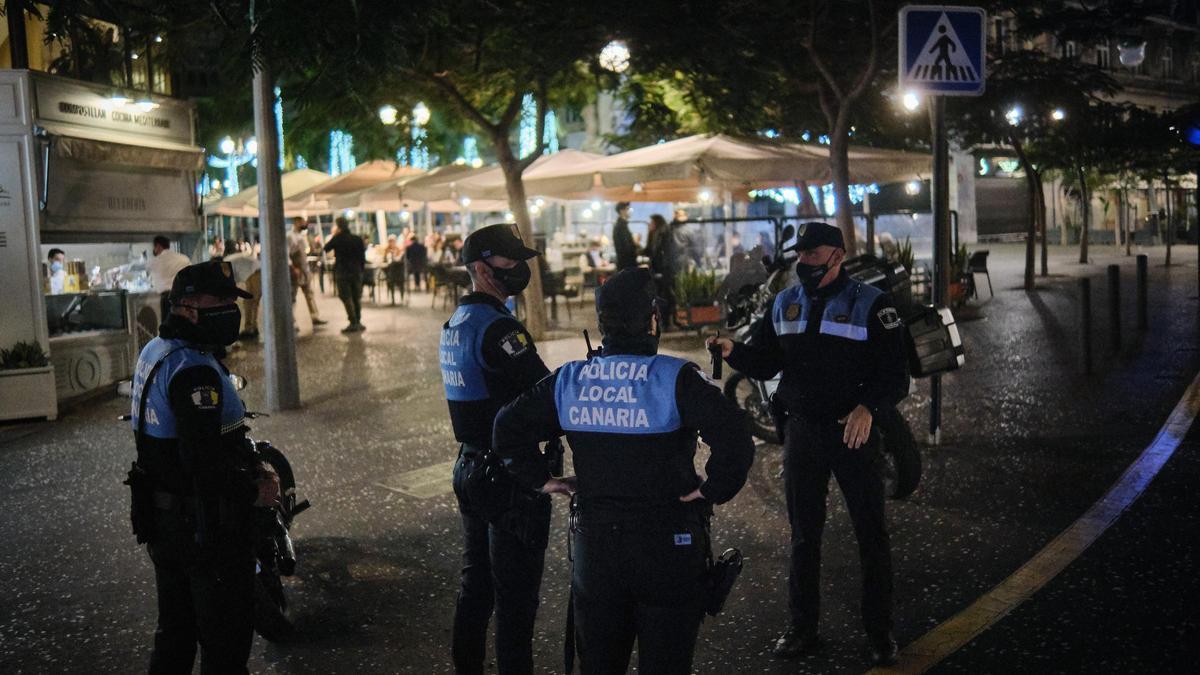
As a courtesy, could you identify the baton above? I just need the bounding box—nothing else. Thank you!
[709,331,723,380]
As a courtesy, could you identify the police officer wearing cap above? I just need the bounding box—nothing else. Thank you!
[493,267,755,674]
[441,224,552,674]
[128,260,281,673]
[708,222,909,666]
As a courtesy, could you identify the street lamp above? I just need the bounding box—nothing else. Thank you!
[901,91,922,112]
[219,136,236,154]
[1051,108,1066,122]
[378,104,399,125]
[412,102,432,127]
[1005,105,1023,126]
[245,137,258,156]
[599,40,631,73]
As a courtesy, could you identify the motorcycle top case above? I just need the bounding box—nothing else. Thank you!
[844,254,912,309]
[905,304,965,378]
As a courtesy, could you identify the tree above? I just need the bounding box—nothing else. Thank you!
[250,0,610,339]
[622,0,907,255]
[950,50,1117,288]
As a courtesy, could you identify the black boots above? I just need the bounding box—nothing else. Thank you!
[771,627,823,659]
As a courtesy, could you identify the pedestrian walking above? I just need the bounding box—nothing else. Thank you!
[323,217,367,333]
[439,224,553,674]
[612,201,637,271]
[127,261,281,673]
[494,267,755,674]
[708,222,909,666]
[288,217,326,327]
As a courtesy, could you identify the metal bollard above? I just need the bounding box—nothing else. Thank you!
[1107,265,1121,352]
[1136,255,1148,330]
[1079,277,1092,374]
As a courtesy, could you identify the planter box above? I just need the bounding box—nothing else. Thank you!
[0,366,58,421]
[675,303,723,329]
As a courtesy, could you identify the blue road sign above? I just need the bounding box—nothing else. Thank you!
[899,5,986,96]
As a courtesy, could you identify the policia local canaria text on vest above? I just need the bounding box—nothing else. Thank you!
[494,267,755,674]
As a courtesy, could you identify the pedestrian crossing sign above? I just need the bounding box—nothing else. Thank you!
[899,5,986,96]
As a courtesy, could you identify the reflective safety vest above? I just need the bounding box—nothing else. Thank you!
[554,354,687,435]
[440,301,510,402]
[772,278,883,342]
[129,337,245,439]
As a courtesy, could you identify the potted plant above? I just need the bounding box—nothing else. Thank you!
[948,244,970,305]
[0,341,58,422]
[674,268,723,328]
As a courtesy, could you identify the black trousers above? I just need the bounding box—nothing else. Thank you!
[146,510,255,674]
[571,518,708,675]
[451,451,551,675]
[784,417,893,638]
[335,271,363,325]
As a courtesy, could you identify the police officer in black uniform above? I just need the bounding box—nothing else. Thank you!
[493,268,755,674]
[708,222,909,666]
[128,260,281,673]
[440,224,552,674]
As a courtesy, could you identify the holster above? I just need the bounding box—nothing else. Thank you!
[124,462,158,545]
[769,393,789,445]
[461,446,548,548]
[704,547,744,616]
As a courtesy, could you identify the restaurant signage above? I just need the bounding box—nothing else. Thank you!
[33,76,193,145]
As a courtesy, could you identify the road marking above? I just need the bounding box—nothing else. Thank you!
[375,460,457,499]
[870,370,1200,674]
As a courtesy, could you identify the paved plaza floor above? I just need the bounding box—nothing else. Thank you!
[1,243,1197,673]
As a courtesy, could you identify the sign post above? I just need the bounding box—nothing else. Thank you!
[899,5,986,444]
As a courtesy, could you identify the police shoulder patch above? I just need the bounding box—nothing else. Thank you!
[189,385,220,410]
[500,330,531,358]
[877,306,902,330]
[784,303,801,321]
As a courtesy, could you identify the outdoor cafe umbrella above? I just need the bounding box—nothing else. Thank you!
[206,168,332,217]
[517,133,931,201]
[283,160,423,214]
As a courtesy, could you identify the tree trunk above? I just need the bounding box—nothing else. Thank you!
[1037,179,1048,276]
[496,143,547,339]
[1011,135,1036,291]
[828,129,858,255]
[252,58,300,411]
[1164,172,1173,267]
[1077,165,1089,264]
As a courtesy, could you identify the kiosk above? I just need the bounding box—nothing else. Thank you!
[0,71,204,420]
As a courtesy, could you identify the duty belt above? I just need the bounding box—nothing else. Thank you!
[459,442,487,458]
[153,491,197,513]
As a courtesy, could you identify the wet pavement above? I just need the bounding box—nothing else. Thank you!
[0,243,1197,673]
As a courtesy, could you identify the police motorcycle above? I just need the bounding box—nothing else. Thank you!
[719,222,924,499]
[118,374,310,642]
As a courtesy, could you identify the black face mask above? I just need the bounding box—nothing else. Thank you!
[190,305,242,346]
[795,252,838,293]
[486,260,532,296]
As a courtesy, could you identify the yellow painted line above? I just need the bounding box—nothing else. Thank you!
[870,370,1200,675]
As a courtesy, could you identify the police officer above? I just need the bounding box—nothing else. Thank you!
[493,268,755,674]
[128,260,281,673]
[708,222,909,666]
[440,224,552,674]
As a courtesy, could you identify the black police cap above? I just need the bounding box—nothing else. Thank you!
[168,260,253,303]
[461,224,540,264]
[595,267,656,323]
[790,222,845,251]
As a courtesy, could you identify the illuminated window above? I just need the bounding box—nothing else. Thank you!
[1064,41,1078,59]
[1096,41,1110,69]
